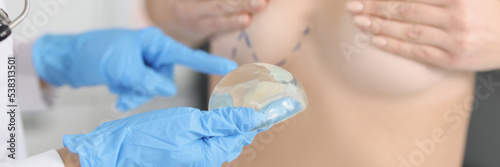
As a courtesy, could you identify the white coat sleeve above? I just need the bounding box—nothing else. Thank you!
[14,38,54,112]
[0,150,64,167]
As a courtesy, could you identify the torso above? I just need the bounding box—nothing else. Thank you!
[210,0,475,166]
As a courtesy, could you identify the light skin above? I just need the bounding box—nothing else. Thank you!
[56,147,80,167]
[205,0,474,165]
[346,0,500,71]
[147,0,493,166]
[145,0,268,47]
[51,0,500,166]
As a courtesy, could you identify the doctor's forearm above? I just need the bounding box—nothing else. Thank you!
[57,147,81,167]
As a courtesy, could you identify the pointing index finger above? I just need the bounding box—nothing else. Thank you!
[142,28,238,75]
[166,45,238,75]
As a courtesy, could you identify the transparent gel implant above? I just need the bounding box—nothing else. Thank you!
[209,63,308,130]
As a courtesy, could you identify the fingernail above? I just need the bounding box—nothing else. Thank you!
[251,0,263,8]
[372,37,387,47]
[354,16,371,27]
[226,60,239,71]
[346,1,363,12]
[237,15,250,24]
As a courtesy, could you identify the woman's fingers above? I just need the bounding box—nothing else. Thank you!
[191,0,267,18]
[346,0,459,68]
[177,0,266,33]
[353,15,454,52]
[346,1,450,29]
[356,0,450,6]
[198,14,251,33]
[371,35,456,68]
[347,0,500,71]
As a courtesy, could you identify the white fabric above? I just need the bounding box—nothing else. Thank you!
[0,4,27,161]
[0,1,63,166]
[14,39,51,112]
[0,150,64,167]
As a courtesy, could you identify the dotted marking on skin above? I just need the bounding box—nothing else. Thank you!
[292,26,311,52]
[244,34,252,48]
[238,30,246,41]
[276,59,287,67]
[237,30,253,48]
[304,26,311,35]
[231,26,311,65]
[252,53,260,62]
[231,47,237,58]
[293,42,302,52]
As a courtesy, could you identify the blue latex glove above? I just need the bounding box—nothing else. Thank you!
[32,27,237,111]
[63,107,267,167]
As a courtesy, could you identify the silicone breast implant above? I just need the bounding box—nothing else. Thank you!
[209,63,308,130]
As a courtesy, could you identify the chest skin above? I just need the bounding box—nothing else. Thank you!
[210,0,476,166]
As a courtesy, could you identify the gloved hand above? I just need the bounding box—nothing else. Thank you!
[63,107,266,167]
[32,27,237,111]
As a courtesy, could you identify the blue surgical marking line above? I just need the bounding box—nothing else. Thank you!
[304,26,310,35]
[244,34,252,48]
[293,42,302,52]
[238,30,246,41]
[252,53,260,62]
[231,47,237,58]
[276,59,287,66]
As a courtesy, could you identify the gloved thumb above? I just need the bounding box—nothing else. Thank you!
[196,107,262,138]
[204,131,260,166]
[139,27,238,76]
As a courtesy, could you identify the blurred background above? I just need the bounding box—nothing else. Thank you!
[4,0,500,166]
[5,0,208,157]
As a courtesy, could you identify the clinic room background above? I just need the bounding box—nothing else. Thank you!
[4,0,500,166]
[5,0,206,158]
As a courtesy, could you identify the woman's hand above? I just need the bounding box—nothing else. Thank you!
[346,0,500,71]
[147,0,268,47]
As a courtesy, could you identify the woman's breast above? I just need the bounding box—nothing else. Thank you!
[209,1,474,166]
[210,0,451,96]
[211,0,315,66]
